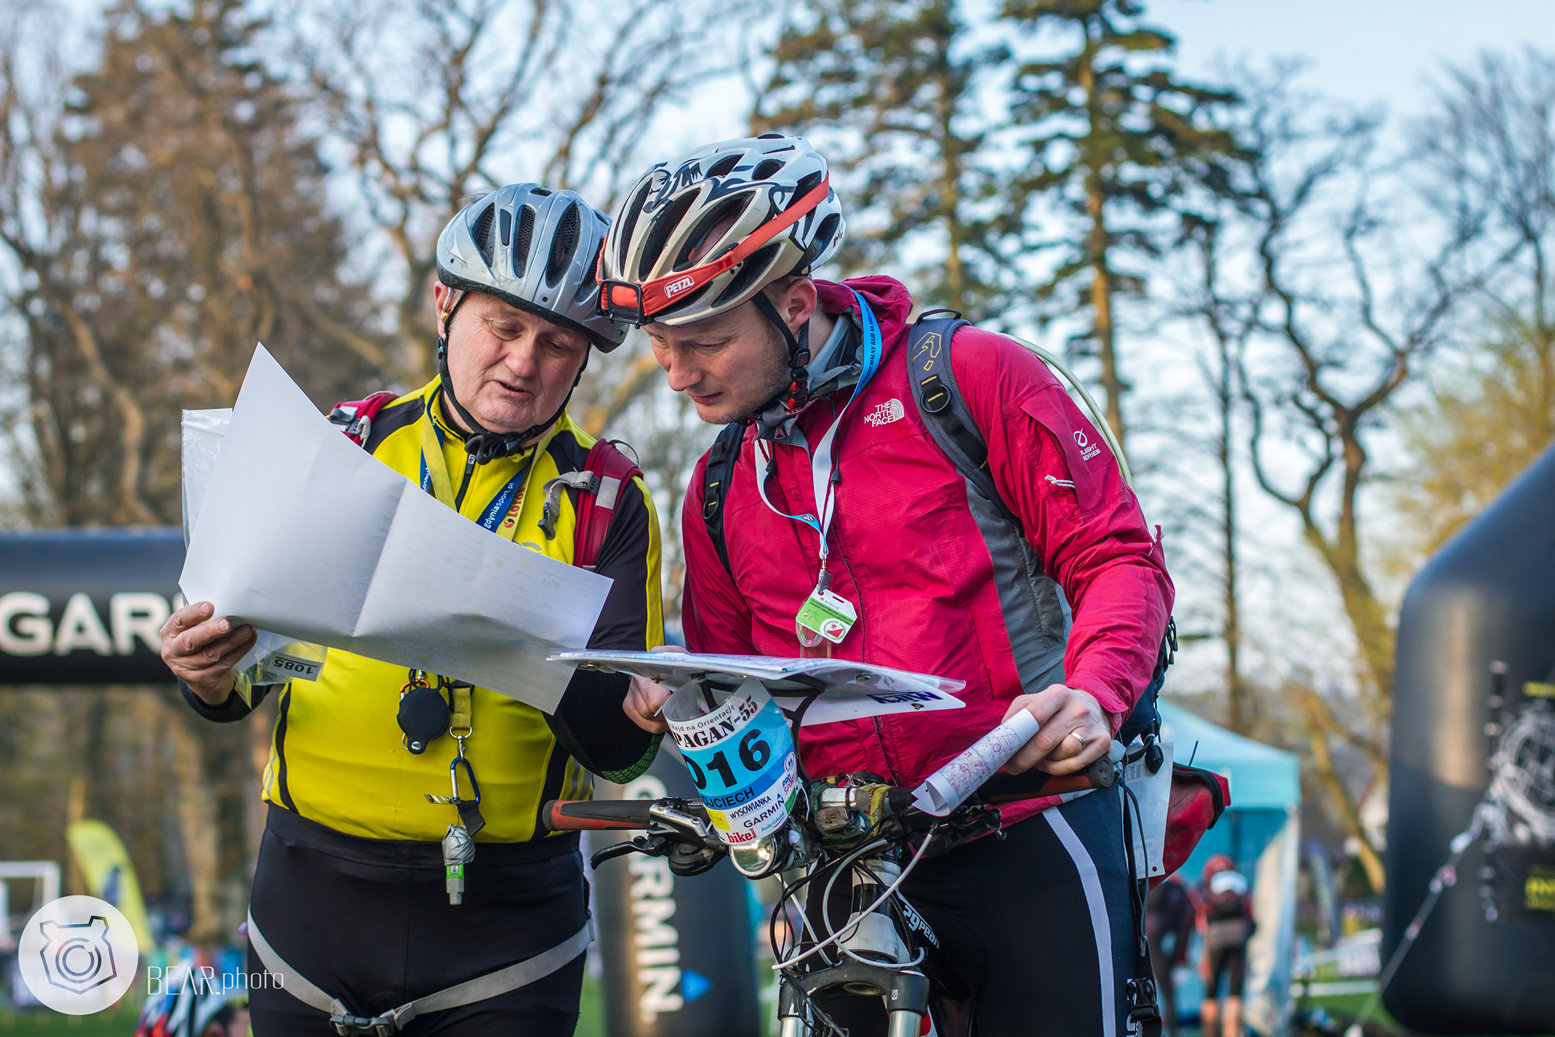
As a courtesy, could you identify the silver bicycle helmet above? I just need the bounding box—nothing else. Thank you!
[437,183,626,351]
[434,183,624,460]
[598,134,845,327]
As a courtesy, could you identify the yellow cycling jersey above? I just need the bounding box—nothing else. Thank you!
[260,377,663,842]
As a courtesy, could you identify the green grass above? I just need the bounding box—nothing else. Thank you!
[0,1005,140,1034]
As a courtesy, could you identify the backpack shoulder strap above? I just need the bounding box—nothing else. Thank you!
[905,310,1013,517]
[700,422,746,575]
[906,311,1174,736]
[571,439,644,571]
[328,391,400,446]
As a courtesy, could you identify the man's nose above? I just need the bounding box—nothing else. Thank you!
[502,333,542,376]
[658,351,699,394]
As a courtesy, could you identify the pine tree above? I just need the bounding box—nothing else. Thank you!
[754,0,1017,319]
[1005,0,1241,450]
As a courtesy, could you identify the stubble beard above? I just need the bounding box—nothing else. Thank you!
[697,321,792,426]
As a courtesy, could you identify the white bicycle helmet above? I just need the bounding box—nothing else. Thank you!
[437,183,626,351]
[598,134,845,327]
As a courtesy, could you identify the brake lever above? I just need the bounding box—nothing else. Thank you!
[588,826,718,871]
[589,839,645,869]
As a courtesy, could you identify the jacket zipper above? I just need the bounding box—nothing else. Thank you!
[452,452,477,511]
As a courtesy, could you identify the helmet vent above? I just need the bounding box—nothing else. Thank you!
[471,204,497,267]
[676,196,745,269]
[800,213,842,269]
[715,241,781,308]
[513,205,536,277]
[641,192,696,272]
[754,159,784,181]
[790,171,824,208]
[547,203,581,284]
[707,153,740,178]
[615,176,655,269]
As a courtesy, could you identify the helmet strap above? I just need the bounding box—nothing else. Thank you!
[753,291,811,412]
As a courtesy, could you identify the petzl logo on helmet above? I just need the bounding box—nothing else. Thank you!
[17,896,139,1015]
[664,275,697,299]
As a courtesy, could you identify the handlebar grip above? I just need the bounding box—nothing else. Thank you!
[541,799,658,832]
[980,754,1120,804]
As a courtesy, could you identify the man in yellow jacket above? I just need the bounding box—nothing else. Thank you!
[162,183,663,1036]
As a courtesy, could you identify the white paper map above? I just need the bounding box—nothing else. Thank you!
[549,649,967,725]
[179,344,612,712]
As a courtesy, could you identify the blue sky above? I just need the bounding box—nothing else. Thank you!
[1150,0,1553,117]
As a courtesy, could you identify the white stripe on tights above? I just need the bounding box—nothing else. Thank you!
[1045,808,1115,1037]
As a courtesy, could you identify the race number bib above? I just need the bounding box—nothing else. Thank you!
[664,679,799,847]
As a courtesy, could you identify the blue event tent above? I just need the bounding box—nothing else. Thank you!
[1158,700,1302,1036]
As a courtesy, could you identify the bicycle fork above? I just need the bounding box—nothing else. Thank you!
[777,857,934,1036]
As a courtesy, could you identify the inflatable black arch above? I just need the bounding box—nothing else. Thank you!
[0,527,185,685]
[1386,443,1555,1033]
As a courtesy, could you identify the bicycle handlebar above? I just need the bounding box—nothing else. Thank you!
[542,796,706,832]
[542,754,1117,836]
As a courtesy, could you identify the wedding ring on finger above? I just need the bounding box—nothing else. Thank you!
[1067,729,1089,750]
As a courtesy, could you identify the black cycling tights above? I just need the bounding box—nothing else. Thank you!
[808,786,1137,1037]
[246,808,586,1037]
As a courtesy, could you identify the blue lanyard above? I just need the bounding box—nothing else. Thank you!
[419,414,535,534]
[754,289,883,565]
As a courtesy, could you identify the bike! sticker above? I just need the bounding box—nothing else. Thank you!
[665,679,798,846]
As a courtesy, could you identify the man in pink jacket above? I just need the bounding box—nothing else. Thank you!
[603,134,1174,1036]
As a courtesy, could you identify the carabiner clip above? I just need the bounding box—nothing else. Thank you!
[450,755,481,804]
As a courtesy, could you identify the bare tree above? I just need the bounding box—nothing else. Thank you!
[1391,50,1555,554]
[1220,77,1500,890]
[283,0,757,389]
[1172,213,1260,733]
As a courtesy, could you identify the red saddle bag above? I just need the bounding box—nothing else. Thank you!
[1154,762,1231,888]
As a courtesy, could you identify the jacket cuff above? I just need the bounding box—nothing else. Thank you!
[179,680,258,722]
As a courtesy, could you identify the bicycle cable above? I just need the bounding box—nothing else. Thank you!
[776,828,939,972]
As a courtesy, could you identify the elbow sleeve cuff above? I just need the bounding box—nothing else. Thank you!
[179,679,261,722]
[597,734,663,785]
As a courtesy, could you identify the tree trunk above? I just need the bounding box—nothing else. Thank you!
[1078,35,1126,451]
[1218,340,1246,733]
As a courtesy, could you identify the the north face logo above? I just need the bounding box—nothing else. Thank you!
[864,399,906,427]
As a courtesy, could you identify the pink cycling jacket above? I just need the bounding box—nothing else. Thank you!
[681,276,1174,826]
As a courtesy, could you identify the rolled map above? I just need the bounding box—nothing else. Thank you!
[911,710,1041,816]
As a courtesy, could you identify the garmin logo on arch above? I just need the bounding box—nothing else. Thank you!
[0,591,173,658]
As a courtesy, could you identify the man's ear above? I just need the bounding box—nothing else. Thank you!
[432,281,464,338]
[778,276,819,332]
